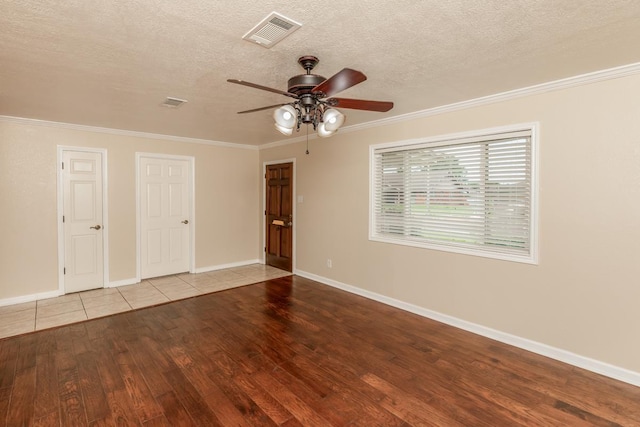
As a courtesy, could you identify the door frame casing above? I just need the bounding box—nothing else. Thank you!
[135,152,196,282]
[56,146,110,294]
[262,158,296,272]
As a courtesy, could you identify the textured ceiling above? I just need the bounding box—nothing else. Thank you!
[2,0,640,145]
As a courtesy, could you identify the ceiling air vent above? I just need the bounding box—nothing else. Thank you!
[161,97,188,108]
[242,12,302,48]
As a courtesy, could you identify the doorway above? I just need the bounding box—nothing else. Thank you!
[265,162,294,272]
[137,154,194,280]
[58,148,108,294]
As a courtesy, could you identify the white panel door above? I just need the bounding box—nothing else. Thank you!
[63,151,104,293]
[140,157,191,279]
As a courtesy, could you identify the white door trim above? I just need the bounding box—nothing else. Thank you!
[262,158,296,272]
[57,146,109,294]
[135,152,196,282]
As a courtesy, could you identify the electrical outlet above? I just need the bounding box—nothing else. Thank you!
[326,259,332,268]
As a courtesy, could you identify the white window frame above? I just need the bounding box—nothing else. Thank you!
[369,123,539,264]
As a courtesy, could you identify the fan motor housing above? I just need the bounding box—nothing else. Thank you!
[287,74,326,95]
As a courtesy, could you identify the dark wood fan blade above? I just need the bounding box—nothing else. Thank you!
[237,103,288,114]
[311,69,367,97]
[227,79,298,99]
[328,98,394,112]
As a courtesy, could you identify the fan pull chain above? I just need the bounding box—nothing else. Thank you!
[305,124,310,155]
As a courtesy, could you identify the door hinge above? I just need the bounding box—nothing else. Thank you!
[62,215,65,223]
[264,210,266,216]
[63,267,66,274]
[61,162,64,170]
[264,247,266,252]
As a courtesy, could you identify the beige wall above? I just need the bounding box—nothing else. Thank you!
[260,73,640,373]
[0,121,260,299]
[2,70,638,375]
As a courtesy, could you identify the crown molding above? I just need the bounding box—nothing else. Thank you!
[260,61,640,150]
[259,132,320,150]
[3,61,640,151]
[0,115,259,150]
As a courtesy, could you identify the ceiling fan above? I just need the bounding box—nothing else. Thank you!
[227,55,393,137]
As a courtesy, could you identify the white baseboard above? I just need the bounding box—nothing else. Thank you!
[0,278,140,304]
[194,259,262,274]
[0,289,62,307]
[294,269,640,388]
[107,278,139,288]
[0,260,261,307]
[109,260,262,287]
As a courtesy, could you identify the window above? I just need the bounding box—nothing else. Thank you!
[369,124,538,263]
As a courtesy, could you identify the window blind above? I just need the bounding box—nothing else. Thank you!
[371,128,535,261]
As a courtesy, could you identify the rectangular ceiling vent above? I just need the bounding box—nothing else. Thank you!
[161,97,188,108]
[242,12,302,48]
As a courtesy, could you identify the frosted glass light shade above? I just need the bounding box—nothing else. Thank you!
[274,105,297,129]
[322,108,345,131]
[317,123,335,138]
[275,123,294,135]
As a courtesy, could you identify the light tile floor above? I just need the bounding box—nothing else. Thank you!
[0,264,291,340]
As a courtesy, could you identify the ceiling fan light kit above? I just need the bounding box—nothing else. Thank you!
[274,123,294,136]
[273,104,297,134]
[322,108,345,131]
[228,55,393,139]
[273,104,343,137]
[317,122,334,138]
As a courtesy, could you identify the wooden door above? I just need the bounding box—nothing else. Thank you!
[62,150,104,293]
[139,156,191,279]
[266,163,293,272]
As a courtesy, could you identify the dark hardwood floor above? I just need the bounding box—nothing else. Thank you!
[1,275,639,426]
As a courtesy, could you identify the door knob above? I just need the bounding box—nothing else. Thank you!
[181,220,189,224]
[90,225,101,230]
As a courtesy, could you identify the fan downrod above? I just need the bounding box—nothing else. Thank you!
[298,55,319,74]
